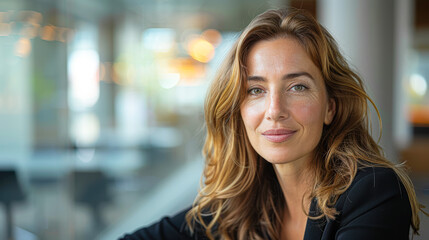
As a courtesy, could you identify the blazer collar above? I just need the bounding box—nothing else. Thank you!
[303,198,326,240]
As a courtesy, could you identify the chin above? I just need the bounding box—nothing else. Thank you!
[261,154,293,165]
[259,150,313,166]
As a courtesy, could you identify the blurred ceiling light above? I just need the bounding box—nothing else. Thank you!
[410,73,427,97]
[22,11,42,39]
[56,27,68,42]
[143,28,175,52]
[40,25,55,41]
[159,73,180,89]
[202,29,222,46]
[26,11,43,25]
[68,49,100,110]
[0,23,11,36]
[14,37,31,57]
[188,37,215,63]
[22,25,39,38]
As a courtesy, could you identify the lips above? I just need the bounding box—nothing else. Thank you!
[262,129,296,143]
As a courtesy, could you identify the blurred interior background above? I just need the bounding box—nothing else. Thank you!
[0,0,428,239]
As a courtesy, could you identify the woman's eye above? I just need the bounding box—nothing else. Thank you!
[290,84,307,92]
[248,88,264,95]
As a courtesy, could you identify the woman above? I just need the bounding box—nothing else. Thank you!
[120,8,424,240]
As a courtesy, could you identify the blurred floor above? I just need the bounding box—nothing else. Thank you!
[98,157,203,240]
[0,147,201,240]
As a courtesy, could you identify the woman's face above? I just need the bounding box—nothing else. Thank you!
[240,37,335,165]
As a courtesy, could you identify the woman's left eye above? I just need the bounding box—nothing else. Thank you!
[290,84,307,92]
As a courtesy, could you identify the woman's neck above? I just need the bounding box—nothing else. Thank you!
[274,159,314,240]
[273,158,314,214]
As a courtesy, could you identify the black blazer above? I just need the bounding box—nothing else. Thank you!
[119,167,412,240]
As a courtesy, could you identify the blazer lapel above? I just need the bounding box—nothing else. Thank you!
[303,198,326,240]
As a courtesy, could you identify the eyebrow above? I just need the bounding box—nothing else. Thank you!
[247,72,315,82]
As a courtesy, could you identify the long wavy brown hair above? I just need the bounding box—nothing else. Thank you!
[186,8,424,240]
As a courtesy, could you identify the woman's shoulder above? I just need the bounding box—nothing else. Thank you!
[347,166,407,197]
[333,166,412,237]
[353,166,401,182]
[339,166,410,207]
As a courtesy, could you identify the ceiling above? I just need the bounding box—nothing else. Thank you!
[17,0,289,31]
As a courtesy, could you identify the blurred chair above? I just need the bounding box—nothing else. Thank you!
[0,169,26,240]
[71,170,112,233]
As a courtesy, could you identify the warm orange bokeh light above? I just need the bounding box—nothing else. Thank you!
[188,38,215,63]
[15,37,32,57]
[0,23,11,36]
[21,25,39,38]
[169,58,206,84]
[26,11,43,25]
[202,29,222,46]
[410,105,429,125]
[40,25,55,41]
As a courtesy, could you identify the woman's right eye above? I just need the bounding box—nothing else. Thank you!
[248,88,264,95]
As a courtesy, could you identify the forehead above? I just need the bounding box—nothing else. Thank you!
[245,37,316,72]
[243,37,326,92]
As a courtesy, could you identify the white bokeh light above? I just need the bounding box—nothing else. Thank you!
[70,113,100,146]
[159,73,180,89]
[410,74,428,97]
[68,49,100,110]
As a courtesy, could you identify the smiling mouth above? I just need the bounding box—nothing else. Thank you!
[262,129,296,143]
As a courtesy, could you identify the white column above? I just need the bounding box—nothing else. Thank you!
[318,0,410,162]
[393,0,413,149]
[0,0,33,167]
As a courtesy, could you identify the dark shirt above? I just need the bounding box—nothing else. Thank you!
[119,167,412,240]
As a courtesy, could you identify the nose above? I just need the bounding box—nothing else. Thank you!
[265,91,287,121]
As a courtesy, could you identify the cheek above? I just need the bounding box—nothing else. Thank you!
[240,99,266,129]
[292,99,325,126]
